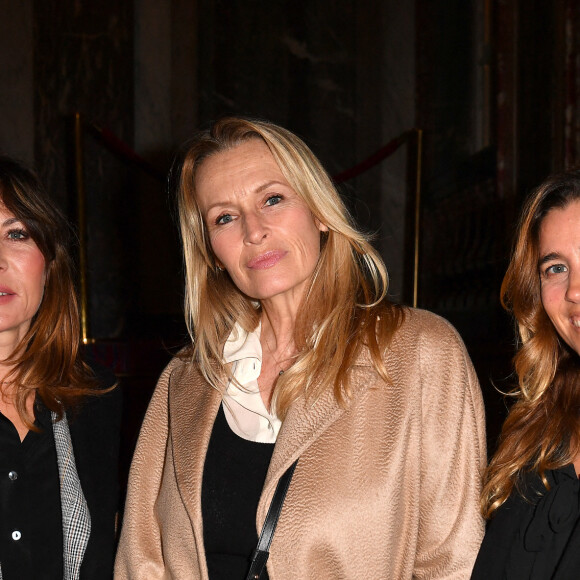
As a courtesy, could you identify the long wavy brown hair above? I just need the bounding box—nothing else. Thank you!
[176,117,405,419]
[482,169,580,517]
[0,156,99,428]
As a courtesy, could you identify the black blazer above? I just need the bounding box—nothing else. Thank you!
[471,465,580,579]
[68,372,122,580]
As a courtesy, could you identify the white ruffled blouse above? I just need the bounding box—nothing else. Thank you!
[222,323,282,443]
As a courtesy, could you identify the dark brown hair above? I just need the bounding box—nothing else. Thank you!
[0,156,99,427]
[482,169,580,516]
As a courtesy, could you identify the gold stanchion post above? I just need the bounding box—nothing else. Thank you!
[74,113,93,344]
[412,129,423,308]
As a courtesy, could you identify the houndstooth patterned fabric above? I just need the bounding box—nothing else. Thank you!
[52,411,92,580]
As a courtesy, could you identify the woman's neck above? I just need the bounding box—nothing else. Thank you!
[257,310,298,410]
[260,309,296,360]
[0,384,35,442]
[573,452,580,478]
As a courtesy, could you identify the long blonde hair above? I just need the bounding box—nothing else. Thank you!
[482,169,580,517]
[177,117,405,418]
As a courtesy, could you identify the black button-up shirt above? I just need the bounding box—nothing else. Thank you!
[0,400,63,579]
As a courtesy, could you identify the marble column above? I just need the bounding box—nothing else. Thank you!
[0,0,35,165]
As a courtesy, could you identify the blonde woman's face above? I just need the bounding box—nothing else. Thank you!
[195,140,327,310]
[539,199,580,355]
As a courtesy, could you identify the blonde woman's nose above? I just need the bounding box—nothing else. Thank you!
[243,213,268,245]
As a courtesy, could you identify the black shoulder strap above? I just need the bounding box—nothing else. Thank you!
[245,459,299,580]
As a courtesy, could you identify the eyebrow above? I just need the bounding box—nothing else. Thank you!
[1,217,21,228]
[538,252,560,267]
[204,180,290,213]
[255,180,287,193]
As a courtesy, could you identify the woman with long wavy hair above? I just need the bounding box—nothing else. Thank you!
[472,170,580,578]
[116,117,486,579]
[0,156,120,580]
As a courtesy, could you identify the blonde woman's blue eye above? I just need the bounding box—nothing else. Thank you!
[265,195,282,207]
[216,214,233,225]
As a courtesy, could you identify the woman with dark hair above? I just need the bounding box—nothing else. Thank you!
[0,156,120,580]
[116,117,486,579]
[472,169,580,578]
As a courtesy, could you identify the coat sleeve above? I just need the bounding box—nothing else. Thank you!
[413,316,486,579]
[114,359,177,579]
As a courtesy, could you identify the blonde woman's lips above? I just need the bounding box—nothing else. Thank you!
[247,250,286,270]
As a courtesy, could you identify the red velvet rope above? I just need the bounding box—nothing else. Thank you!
[91,125,166,182]
[332,130,414,184]
[90,122,415,185]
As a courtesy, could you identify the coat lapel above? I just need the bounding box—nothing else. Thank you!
[264,387,342,491]
[168,361,222,540]
[261,363,376,502]
[52,411,91,580]
[166,356,377,538]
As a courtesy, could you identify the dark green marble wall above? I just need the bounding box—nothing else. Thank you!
[34,0,136,339]
[197,0,357,176]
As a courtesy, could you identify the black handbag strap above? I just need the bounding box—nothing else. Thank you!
[245,459,299,580]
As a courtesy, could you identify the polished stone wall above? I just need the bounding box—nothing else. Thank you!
[0,0,35,165]
[32,0,135,339]
[353,0,416,302]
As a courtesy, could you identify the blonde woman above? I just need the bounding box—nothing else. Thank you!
[473,170,580,578]
[116,117,486,579]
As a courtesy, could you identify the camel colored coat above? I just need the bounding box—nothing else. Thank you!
[115,309,486,579]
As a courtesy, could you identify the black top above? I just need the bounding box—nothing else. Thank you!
[0,400,63,579]
[0,357,121,580]
[471,464,580,579]
[70,363,121,580]
[202,405,275,580]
